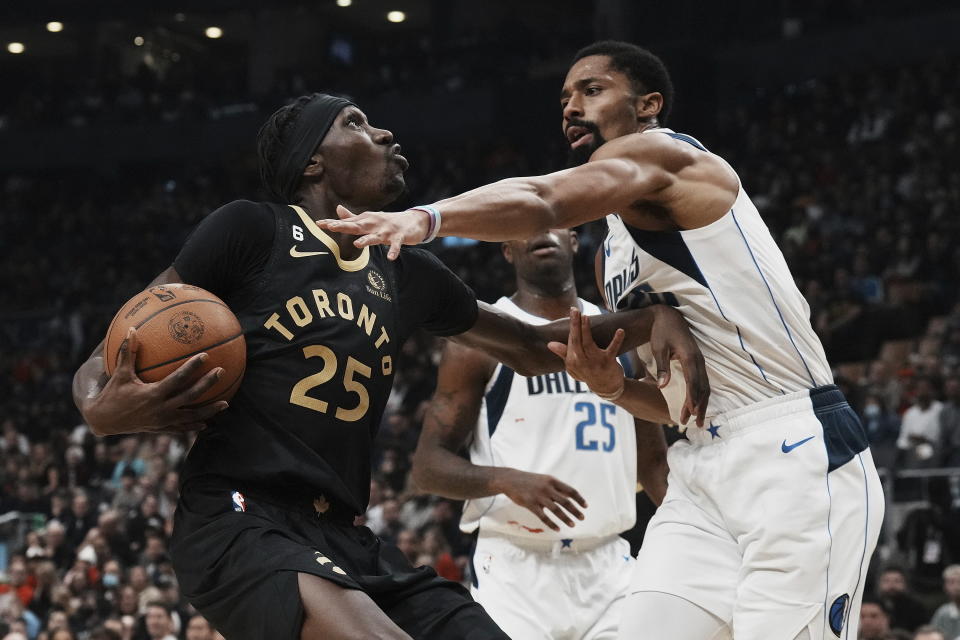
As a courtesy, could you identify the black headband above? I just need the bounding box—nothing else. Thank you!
[272,93,355,203]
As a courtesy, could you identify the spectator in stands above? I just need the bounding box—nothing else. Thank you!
[878,566,930,632]
[0,558,34,610]
[43,521,75,572]
[142,602,176,640]
[0,598,39,640]
[939,376,960,466]
[395,529,421,565]
[912,627,945,640]
[62,490,97,550]
[369,498,403,545]
[897,477,960,593]
[898,378,945,469]
[109,439,145,488]
[930,565,960,640]
[860,598,895,639]
[184,614,218,640]
[863,393,903,469]
[0,420,29,457]
[111,468,142,516]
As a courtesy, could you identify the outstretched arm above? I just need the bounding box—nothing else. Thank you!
[316,134,684,258]
[412,341,588,532]
[72,267,228,436]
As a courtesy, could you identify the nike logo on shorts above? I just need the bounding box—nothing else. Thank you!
[781,436,815,453]
[290,246,328,258]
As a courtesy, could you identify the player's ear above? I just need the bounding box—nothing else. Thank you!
[569,230,579,254]
[501,242,514,264]
[302,153,324,179]
[636,92,663,122]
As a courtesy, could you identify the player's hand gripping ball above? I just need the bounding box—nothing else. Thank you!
[104,284,246,405]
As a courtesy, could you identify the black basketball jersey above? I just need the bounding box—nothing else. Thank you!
[173,200,477,515]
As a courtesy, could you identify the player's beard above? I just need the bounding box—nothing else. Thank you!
[565,121,606,168]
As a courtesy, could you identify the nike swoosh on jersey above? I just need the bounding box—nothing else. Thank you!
[289,246,329,258]
[781,435,816,453]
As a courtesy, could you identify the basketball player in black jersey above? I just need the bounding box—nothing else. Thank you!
[72,93,708,640]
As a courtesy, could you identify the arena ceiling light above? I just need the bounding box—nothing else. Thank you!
[387,10,406,23]
[46,21,64,33]
[134,36,144,46]
[205,26,223,39]
[336,0,352,6]
[7,42,25,54]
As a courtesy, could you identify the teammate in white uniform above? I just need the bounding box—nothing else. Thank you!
[413,228,669,640]
[322,39,884,640]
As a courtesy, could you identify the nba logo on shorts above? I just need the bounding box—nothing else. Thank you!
[231,491,247,513]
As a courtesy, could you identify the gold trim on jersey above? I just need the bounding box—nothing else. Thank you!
[289,205,370,272]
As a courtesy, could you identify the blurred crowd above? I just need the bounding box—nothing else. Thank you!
[1,44,960,640]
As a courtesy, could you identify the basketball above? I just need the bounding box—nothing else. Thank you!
[104,283,246,405]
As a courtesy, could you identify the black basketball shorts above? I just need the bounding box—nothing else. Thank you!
[170,479,509,640]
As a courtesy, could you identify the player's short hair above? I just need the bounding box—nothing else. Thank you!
[572,41,674,125]
[256,95,314,200]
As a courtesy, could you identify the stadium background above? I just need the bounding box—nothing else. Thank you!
[2,0,960,638]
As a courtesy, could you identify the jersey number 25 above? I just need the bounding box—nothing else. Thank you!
[574,401,616,452]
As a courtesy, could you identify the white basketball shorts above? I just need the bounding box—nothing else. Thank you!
[471,531,635,640]
[623,384,884,639]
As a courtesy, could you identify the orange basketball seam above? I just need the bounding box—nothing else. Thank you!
[130,298,230,330]
[135,333,245,374]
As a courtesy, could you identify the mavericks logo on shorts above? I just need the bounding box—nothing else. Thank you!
[231,491,247,513]
[829,593,849,637]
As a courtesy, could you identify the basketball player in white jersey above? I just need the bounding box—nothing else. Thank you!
[319,40,884,640]
[412,228,669,639]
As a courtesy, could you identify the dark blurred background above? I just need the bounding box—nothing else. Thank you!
[2,1,960,639]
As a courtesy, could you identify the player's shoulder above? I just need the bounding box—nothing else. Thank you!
[203,199,275,230]
[592,128,714,170]
[398,246,444,265]
[394,247,456,279]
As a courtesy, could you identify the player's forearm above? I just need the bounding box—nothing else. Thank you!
[432,159,655,242]
[612,379,673,425]
[459,304,663,377]
[432,178,561,241]
[536,307,662,359]
[635,421,668,506]
[411,445,513,500]
[454,303,563,376]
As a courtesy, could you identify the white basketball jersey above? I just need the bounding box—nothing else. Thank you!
[601,129,832,422]
[460,297,637,540]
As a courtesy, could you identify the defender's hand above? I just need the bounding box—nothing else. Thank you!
[83,328,228,436]
[316,206,431,260]
[499,468,587,532]
[547,308,626,397]
[648,305,710,427]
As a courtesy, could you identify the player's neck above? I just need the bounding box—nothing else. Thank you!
[299,194,375,260]
[636,121,661,134]
[511,283,579,321]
